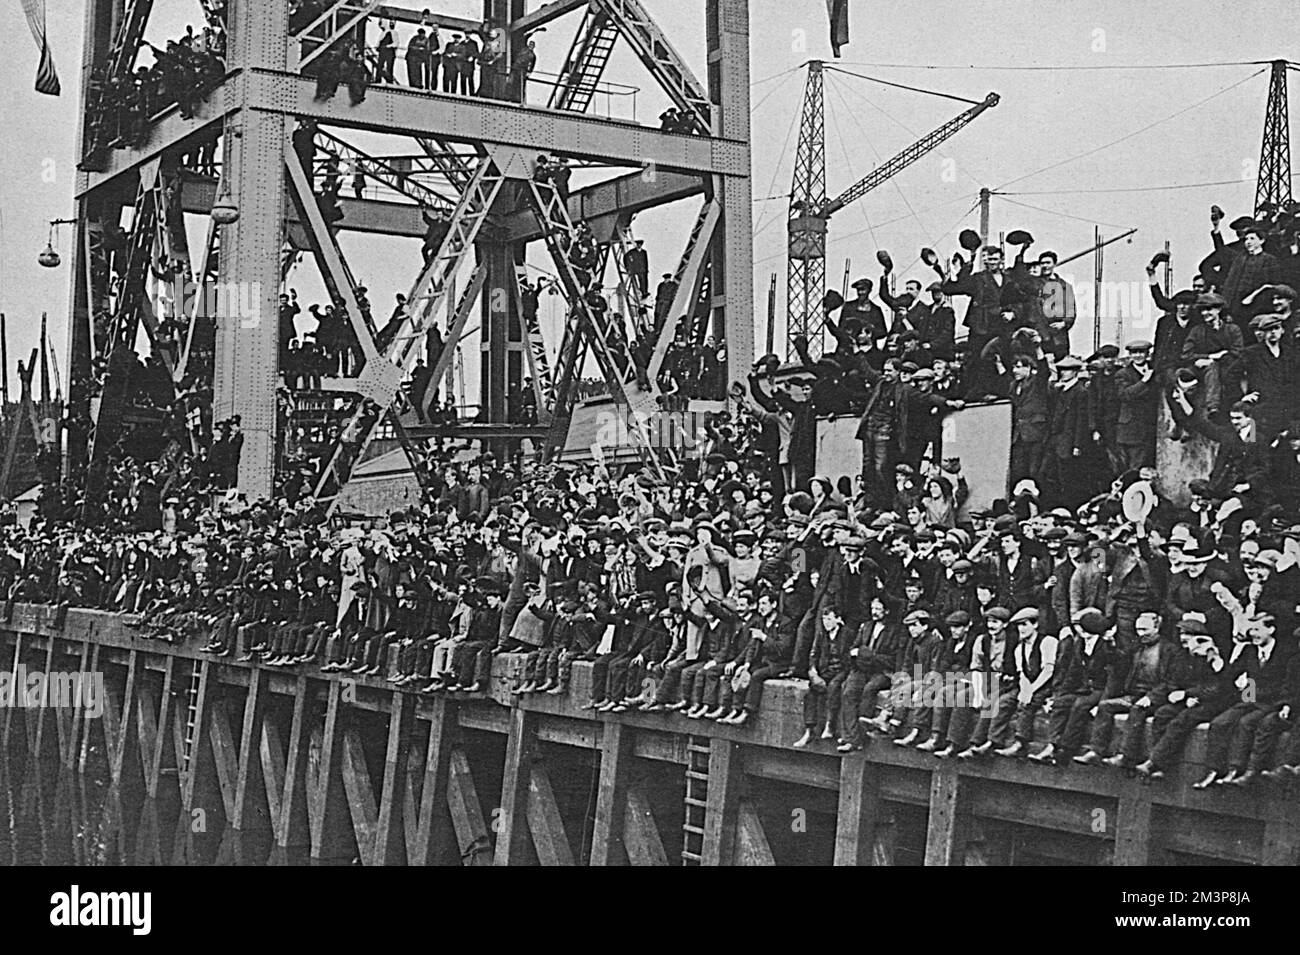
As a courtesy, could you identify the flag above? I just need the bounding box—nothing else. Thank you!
[18,0,61,95]
[827,0,850,58]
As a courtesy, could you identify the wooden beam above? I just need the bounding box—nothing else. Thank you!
[276,675,312,850]
[372,692,415,866]
[494,705,538,865]
[208,696,242,821]
[309,681,355,862]
[702,738,742,866]
[590,721,632,866]
[1114,781,1153,866]
[526,761,575,866]
[408,696,453,866]
[447,747,494,866]
[923,767,963,866]
[233,669,271,832]
[341,725,380,863]
[736,799,776,866]
[834,753,883,866]
[622,783,669,866]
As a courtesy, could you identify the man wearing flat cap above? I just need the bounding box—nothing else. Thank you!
[992,606,1058,757]
[1043,355,1093,509]
[1114,340,1158,469]
[1152,288,1202,379]
[1224,224,1282,329]
[1230,305,1298,443]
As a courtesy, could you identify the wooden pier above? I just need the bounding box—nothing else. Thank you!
[1,604,1297,865]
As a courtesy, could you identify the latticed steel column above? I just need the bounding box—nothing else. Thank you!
[1256,59,1292,213]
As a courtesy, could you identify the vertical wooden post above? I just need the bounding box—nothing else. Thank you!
[923,767,963,866]
[1114,782,1152,865]
[408,695,453,866]
[590,721,632,866]
[834,753,883,865]
[494,704,537,866]
[372,691,414,865]
[233,668,271,833]
[310,680,355,863]
[275,675,312,850]
[702,738,742,866]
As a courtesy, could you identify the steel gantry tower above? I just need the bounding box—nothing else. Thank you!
[1256,59,1293,214]
[66,0,753,507]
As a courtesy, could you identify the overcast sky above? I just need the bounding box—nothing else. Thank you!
[0,0,1295,396]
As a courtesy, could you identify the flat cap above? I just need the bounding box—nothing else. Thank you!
[1009,606,1039,624]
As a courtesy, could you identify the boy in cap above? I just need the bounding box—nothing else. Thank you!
[794,603,852,747]
[954,606,1017,758]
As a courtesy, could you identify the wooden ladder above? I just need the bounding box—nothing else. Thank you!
[682,734,711,865]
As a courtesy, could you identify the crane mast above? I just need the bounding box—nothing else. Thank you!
[786,59,998,356]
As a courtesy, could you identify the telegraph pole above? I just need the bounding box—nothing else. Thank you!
[1093,225,1104,352]
[979,187,991,247]
[766,273,777,356]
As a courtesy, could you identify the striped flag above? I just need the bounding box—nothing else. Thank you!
[18,0,61,95]
[827,0,850,58]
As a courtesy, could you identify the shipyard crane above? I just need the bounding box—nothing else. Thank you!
[787,61,999,355]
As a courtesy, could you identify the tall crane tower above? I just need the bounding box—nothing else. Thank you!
[1256,59,1293,213]
[786,61,998,356]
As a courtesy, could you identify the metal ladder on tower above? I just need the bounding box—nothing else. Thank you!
[682,735,711,866]
[511,264,556,417]
[608,218,649,332]
[548,4,620,113]
[599,0,711,128]
[295,0,385,70]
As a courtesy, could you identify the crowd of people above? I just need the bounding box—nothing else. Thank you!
[86,26,226,154]
[41,192,1300,791]
[749,208,1300,519]
[299,10,534,105]
[55,9,1300,790]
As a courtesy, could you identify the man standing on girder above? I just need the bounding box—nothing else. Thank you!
[406,28,428,88]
